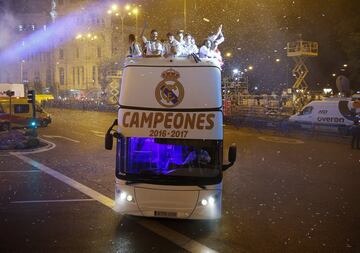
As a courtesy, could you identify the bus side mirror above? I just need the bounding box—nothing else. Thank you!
[105,119,118,150]
[105,132,113,150]
[222,143,237,171]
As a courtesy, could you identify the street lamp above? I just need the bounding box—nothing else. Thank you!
[248,65,254,71]
[107,4,140,56]
[132,7,139,36]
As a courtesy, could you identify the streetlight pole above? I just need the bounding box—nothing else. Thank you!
[20,60,25,84]
[184,0,187,31]
[121,16,124,56]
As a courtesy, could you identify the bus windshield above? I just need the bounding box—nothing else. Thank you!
[116,137,222,185]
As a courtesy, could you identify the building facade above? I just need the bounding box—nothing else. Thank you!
[0,0,130,98]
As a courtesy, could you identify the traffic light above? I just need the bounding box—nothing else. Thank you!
[29,119,37,128]
[5,90,15,97]
[27,90,36,104]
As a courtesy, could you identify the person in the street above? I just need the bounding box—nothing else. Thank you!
[351,115,360,149]
[127,34,142,57]
[179,33,198,56]
[208,24,224,48]
[163,32,180,57]
[177,30,185,46]
[199,39,215,58]
[140,22,163,56]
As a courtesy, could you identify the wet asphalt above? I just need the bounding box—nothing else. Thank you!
[0,108,359,253]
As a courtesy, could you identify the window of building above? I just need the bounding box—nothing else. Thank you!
[76,48,79,58]
[59,49,64,60]
[98,67,101,84]
[46,69,51,85]
[59,67,65,85]
[72,67,75,85]
[34,71,40,82]
[14,104,29,114]
[81,66,84,86]
[92,66,96,85]
[97,47,101,58]
[23,71,28,82]
[77,67,80,86]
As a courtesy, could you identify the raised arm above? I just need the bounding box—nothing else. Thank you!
[208,24,222,42]
[140,21,148,43]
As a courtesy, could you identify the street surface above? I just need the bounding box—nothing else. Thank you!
[1,108,360,253]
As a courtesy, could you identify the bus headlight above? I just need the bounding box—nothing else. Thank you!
[201,199,208,206]
[200,196,216,206]
[120,192,127,200]
[126,195,133,202]
[208,196,215,205]
[117,191,135,203]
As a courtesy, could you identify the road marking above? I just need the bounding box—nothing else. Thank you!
[11,198,95,204]
[258,136,304,144]
[138,219,219,253]
[91,130,105,138]
[11,147,219,253]
[91,130,105,134]
[10,153,114,209]
[0,170,40,173]
[43,135,80,143]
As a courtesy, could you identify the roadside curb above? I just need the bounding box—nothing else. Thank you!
[0,138,52,153]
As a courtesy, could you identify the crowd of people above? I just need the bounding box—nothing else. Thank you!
[128,23,225,65]
[43,99,117,112]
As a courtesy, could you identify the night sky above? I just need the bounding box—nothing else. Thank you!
[139,0,360,92]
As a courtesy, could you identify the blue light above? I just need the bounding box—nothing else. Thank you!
[30,120,37,128]
[127,138,190,175]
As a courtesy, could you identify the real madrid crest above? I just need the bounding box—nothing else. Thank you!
[155,69,184,107]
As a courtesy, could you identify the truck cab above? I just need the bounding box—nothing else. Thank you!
[106,57,236,219]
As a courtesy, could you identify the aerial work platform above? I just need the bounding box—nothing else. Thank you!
[287,40,318,111]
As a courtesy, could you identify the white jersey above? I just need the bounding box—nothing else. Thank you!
[163,39,181,56]
[199,45,215,58]
[128,42,142,57]
[179,43,198,56]
[142,36,163,56]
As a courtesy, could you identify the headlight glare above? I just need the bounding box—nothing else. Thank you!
[201,199,208,206]
[126,194,133,202]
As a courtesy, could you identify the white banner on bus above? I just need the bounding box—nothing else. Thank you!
[118,109,223,140]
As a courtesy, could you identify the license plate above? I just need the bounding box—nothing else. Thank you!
[154,211,177,218]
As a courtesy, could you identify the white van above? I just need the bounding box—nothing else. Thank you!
[289,98,359,127]
[105,56,236,219]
